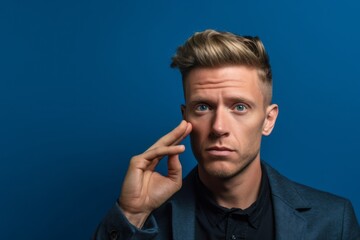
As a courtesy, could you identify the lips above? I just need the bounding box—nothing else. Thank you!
[206,146,234,157]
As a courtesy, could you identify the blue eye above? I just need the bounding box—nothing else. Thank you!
[195,104,209,112]
[235,104,247,112]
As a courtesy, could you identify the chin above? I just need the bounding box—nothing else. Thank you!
[198,155,259,180]
[200,161,242,179]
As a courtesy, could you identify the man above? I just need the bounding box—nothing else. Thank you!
[94,30,360,239]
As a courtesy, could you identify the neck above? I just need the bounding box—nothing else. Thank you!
[198,158,262,209]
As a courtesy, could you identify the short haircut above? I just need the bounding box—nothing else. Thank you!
[171,29,273,104]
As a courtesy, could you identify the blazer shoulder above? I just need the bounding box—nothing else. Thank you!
[264,162,349,206]
[290,179,349,205]
[264,162,360,239]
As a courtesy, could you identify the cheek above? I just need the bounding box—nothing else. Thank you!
[188,121,204,158]
[246,123,265,144]
[187,114,207,130]
[189,120,204,139]
[187,117,210,143]
[234,117,265,142]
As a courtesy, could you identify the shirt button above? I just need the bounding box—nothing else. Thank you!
[109,230,118,240]
[231,235,236,240]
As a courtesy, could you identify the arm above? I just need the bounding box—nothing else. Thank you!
[93,203,159,240]
[94,121,192,240]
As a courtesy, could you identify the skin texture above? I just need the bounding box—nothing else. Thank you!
[182,65,278,208]
[118,65,278,227]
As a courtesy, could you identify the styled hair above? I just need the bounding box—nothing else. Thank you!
[171,29,273,104]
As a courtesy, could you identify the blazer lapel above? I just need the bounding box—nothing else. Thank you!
[264,163,311,240]
[272,195,308,240]
[171,199,196,240]
[171,168,197,240]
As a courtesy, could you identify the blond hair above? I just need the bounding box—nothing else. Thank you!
[171,29,273,104]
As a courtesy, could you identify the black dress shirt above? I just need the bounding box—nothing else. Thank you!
[195,164,275,240]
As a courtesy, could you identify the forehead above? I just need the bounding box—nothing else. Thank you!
[184,66,265,103]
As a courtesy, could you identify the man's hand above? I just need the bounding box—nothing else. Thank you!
[118,120,192,228]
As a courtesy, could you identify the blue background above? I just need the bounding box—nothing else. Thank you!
[1,0,359,239]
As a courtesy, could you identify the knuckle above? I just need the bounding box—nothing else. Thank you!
[175,182,182,191]
[153,146,164,156]
[130,155,143,165]
[130,155,140,162]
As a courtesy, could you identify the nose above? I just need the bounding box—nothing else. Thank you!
[210,107,230,138]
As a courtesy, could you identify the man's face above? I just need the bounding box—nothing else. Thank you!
[182,65,278,179]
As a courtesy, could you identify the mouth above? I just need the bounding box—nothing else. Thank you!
[206,146,234,157]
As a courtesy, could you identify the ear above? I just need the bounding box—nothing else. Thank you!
[262,104,279,136]
[181,104,186,120]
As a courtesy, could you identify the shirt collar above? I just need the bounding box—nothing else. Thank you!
[195,163,272,229]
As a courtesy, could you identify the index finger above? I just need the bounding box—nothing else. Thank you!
[147,120,192,151]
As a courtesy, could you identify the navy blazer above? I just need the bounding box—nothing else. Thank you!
[94,163,360,239]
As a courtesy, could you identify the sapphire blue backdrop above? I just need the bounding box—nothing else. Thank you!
[1,0,359,238]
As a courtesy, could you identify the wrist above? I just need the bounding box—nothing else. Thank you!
[117,200,151,228]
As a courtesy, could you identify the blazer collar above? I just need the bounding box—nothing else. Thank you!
[264,163,311,240]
